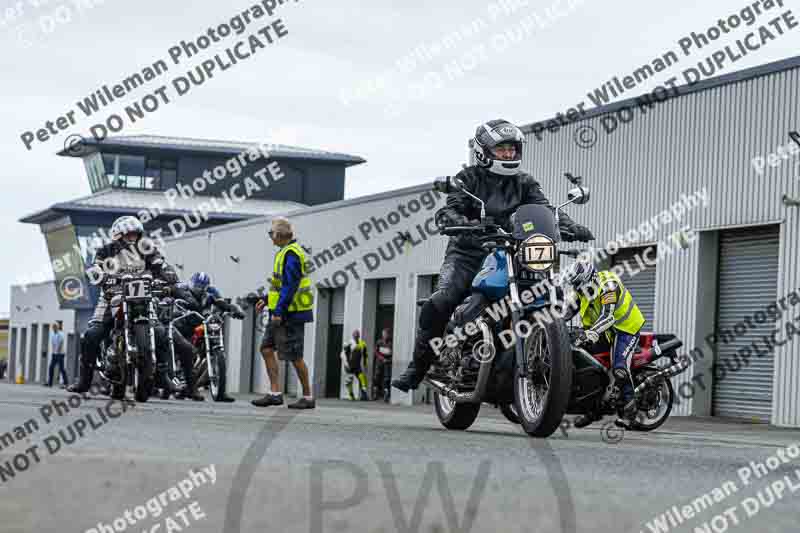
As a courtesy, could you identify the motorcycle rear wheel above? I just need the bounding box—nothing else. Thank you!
[629,376,674,431]
[133,324,155,403]
[514,320,573,438]
[434,392,481,430]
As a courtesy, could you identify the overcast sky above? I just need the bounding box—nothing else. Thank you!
[2,0,799,312]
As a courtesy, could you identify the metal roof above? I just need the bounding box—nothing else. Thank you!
[164,180,439,239]
[58,134,367,166]
[519,54,800,132]
[19,188,306,224]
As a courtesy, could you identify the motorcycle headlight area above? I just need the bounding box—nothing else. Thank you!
[207,322,222,332]
[517,234,556,272]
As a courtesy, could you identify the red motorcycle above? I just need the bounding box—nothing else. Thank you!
[501,330,689,431]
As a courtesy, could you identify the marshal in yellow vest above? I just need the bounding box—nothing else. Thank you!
[267,241,314,313]
[578,270,645,340]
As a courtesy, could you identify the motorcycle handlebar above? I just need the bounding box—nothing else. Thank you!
[440,223,508,237]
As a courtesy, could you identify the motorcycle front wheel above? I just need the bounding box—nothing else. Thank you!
[110,359,127,401]
[110,336,127,401]
[500,403,521,424]
[513,319,573,438]
[133,324,155,403]
[210,348,227,402]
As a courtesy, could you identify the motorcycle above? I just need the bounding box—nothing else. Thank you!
[427,174,690,437]
[426,173,589,437]
[563,328,688,431]
[167,298,242,402]
[97,273,167,403]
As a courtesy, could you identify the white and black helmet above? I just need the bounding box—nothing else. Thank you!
[563,256,596,289]
[110,216,144,241]
[472,119,525,176]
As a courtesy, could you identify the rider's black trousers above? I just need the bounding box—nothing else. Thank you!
[411,251,486,366]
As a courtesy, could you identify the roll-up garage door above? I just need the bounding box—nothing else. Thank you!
[330,288,345,325]
[612,246,657,332]
[378,279,396,306]
[712,225,779,421]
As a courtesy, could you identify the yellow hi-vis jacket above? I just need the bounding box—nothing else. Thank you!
[267,241,314,314]
[578,270,645,341]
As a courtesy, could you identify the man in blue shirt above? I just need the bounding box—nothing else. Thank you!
[252,217,315,409]
[47,321,68,388]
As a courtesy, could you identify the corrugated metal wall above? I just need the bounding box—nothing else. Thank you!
[612,247,657,332]
[523,64,800,424]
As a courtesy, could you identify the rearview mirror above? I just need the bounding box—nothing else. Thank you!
[567,186,590,205]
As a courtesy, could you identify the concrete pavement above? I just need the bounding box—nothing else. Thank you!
[1,383,799,533]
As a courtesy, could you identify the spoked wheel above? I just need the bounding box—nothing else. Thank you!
[500,403,521,424]
[210,349,227,402]
[513,320,573,438]
[109,337,127,401]
[133,324,155,403]
[433,391,481,430]
[629,374,674,431]
[110,359,127,401]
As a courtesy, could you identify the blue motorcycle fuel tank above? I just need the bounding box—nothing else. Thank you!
[471,249,509,301]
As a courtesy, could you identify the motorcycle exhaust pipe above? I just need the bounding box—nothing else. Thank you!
[633,355,691,396]
[424,320,493,404]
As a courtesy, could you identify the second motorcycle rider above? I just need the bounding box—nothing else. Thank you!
[392,119,595,393]
[170,271,246,401]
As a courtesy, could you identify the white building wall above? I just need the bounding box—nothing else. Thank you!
[8,282,75,384]
[164,185,448,402]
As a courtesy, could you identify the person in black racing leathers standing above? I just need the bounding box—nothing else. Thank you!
[169,272,245,402]
[392,119,595,393]
[67,216,199,399]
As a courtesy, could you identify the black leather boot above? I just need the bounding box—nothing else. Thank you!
[391,331,437,393]
[392,359,427,393]
[177,371,204,401]
[573,412,602,428]
[158,370,175,399]
[392,295,450,393]
[67,354,94,393]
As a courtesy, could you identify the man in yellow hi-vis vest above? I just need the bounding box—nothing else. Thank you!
[562,256,646,428]
[252,217,315,410]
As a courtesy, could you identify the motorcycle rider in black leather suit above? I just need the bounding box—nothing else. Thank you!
[169,272,245,402]
[392,119,595,393]
[67,216,200,399]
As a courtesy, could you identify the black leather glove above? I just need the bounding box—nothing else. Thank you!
[573,225,595,242]
[233,311,246,320]
[446,213,471,226]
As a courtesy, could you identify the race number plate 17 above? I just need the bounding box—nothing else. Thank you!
[126,280,148,298]
[521,235,555,272]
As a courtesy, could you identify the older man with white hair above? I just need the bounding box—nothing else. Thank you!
[252,217,315,409]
